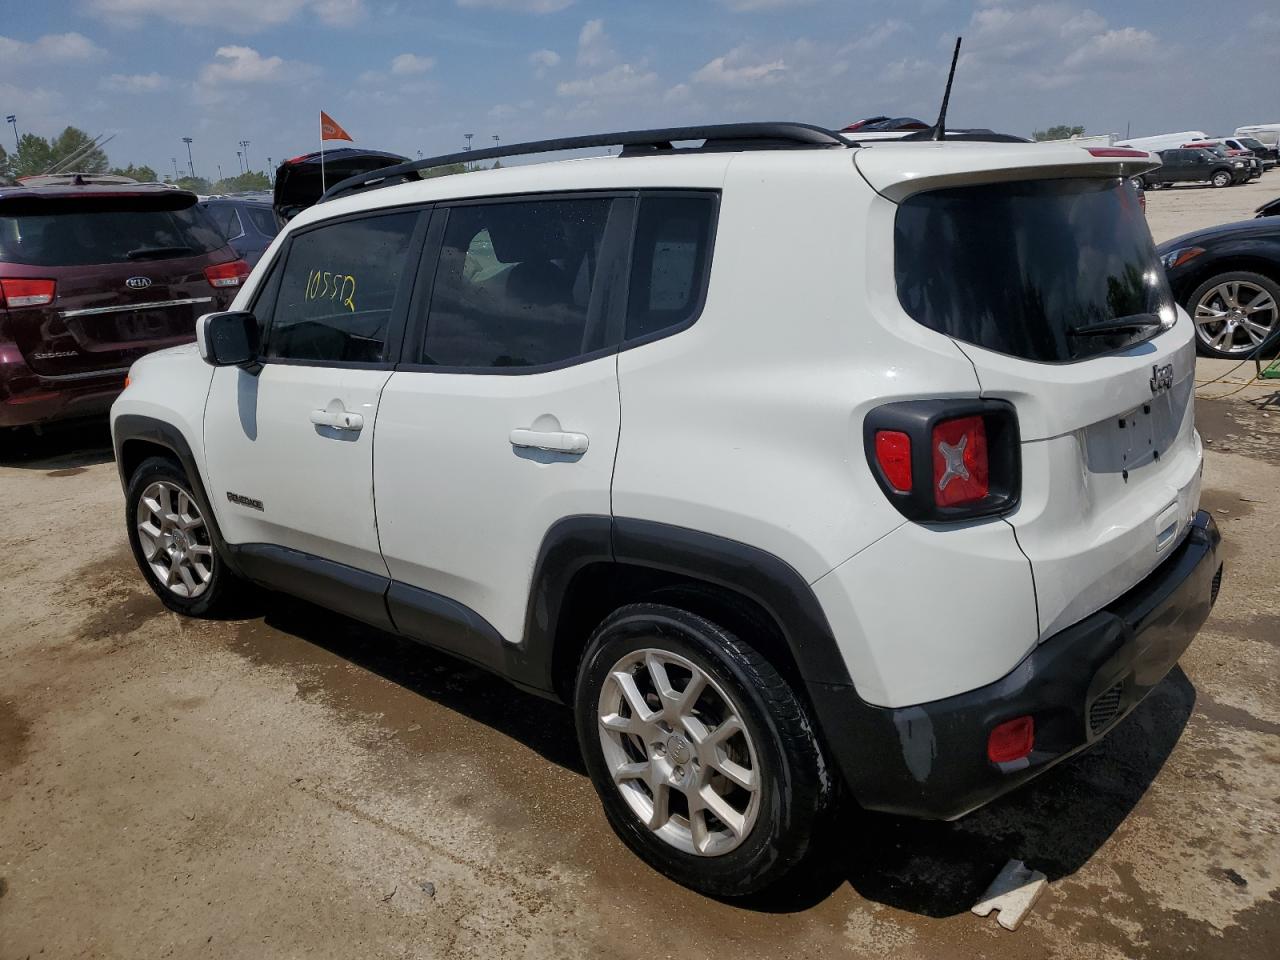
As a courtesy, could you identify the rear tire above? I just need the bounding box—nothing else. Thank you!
[125,456,252,618]
[575,603,835,898]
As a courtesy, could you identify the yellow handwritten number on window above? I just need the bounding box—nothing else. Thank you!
[305,268,356,313]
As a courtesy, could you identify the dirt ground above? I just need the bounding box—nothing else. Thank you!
[2,183,1279,960]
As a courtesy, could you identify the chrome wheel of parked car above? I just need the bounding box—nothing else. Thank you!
[135,479,214,598]
[1193,277,1279,356]
[1211,170,1232,188]
[597,647,761,857]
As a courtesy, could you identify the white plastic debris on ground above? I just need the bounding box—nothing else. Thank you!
[971,859,1048,931]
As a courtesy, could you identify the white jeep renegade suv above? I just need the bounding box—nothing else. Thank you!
[111,123,1223,898]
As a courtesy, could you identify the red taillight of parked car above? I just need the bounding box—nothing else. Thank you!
[932,415,990,507]
[204,260,251,288]
[873,430,913,492]
[987,715,1035,764]
[0,278,57,308]
[863,400,1020,523]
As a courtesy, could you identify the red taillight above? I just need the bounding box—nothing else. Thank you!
[874,430,913,492]
[0,278,57,308]
[932,415,989,507]
[988,716,1035,764]
[204,260,251,288]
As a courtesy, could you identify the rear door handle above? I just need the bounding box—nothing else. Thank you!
[509,428,589,455]
[310,404,364,432]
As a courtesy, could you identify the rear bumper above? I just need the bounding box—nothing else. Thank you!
[0,346,127,428]
[810,511,1221,820]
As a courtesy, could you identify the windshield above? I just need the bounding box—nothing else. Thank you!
[895,178,1174,363]
[0,204,225,266]
[1239,138,1266,151]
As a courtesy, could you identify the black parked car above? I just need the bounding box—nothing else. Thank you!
[1144,148,1246,189]
[199,196,278,267]
[1159,218,1280,357]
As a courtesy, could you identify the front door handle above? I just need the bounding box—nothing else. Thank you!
[509,428,589,455]
[310,402,364,432]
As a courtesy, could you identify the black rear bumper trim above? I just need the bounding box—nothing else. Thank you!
[811,511,1221,820]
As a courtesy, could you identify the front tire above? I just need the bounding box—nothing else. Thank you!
[575,603,834,898]
[125,456,251,617]
[1188,271,1280,358]
[1212,170,1232,188]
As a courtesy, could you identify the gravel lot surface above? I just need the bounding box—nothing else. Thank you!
[1,177,1277,960]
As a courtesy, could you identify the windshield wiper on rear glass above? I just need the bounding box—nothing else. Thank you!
[125,245,193,260]
[1068,313,1164,337]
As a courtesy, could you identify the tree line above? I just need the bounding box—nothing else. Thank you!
[0,125,270,193]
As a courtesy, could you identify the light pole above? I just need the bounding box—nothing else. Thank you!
[181,137,194,178]
[267,157,273,185]
[464,133,473,171]
[171,157,179,179]
[5,114,17,154]
[236,151,243,175]
[217,164,223,182]
[240,140,251,173]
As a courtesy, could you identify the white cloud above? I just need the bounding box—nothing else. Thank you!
[576,18,614,68]
[693,48,787,88]
[84,0,366,31]
[716,0,815,10]
[847,19,907,53]
[1062,26,1159,69]
[0,32,105,68]
[529,48,561,73]
[198,46,318,86]
[101,72,168,93]
[391,53,435,75]
[456,0,574,12]
[556,63,657,99]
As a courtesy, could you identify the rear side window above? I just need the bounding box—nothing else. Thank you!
[204,203,243,240]
[895,178,1175,363]
[0,205,225,266]
[418,197,613,368]
[264,210,419,364]
[244,206,279,237]
[625,194,717,341]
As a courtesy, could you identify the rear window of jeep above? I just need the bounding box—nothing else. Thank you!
[894,178,1175,363]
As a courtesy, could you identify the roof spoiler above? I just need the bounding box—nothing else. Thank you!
[318,122,848,203]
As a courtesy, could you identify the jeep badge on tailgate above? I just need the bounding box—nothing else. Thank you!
[1150,363,1174,395]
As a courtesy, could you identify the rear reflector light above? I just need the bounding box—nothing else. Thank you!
[1086,147,1150,158]
[204,260,251,288]
[988,716,1035,764]
[874,430,912,492]
[932,415,989,507]
[0,278,56,308]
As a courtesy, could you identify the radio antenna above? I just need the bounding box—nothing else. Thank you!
[932,37,962,142]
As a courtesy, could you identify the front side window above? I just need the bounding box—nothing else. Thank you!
[264,210,419,363]
[418,197,613,368]
[625,194,717,341]
[895,178,1174,363]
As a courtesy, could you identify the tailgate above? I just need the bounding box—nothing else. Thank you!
[886,164,1202,639]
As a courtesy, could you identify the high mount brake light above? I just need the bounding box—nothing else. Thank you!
[1087,147,1150,158]
[863,399,1020,522]
[0,278,56,308]
[204,260,251,288]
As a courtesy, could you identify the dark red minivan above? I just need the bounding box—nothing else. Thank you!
[0,178,249,431]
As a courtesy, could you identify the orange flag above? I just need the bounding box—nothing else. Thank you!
[320,111,353,142]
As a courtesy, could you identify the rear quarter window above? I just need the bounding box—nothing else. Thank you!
[894,178,1175,363]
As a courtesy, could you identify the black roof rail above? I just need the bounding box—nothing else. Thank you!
[319,122,848,203]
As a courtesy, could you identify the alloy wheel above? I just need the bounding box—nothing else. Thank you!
[1194,280,1279,355]
[135,480,214,598]
[597,648,761,856]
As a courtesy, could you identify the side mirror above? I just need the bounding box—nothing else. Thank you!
[196,311,259,367]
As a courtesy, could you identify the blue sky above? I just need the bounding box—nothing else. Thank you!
[2,0,1279,178]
